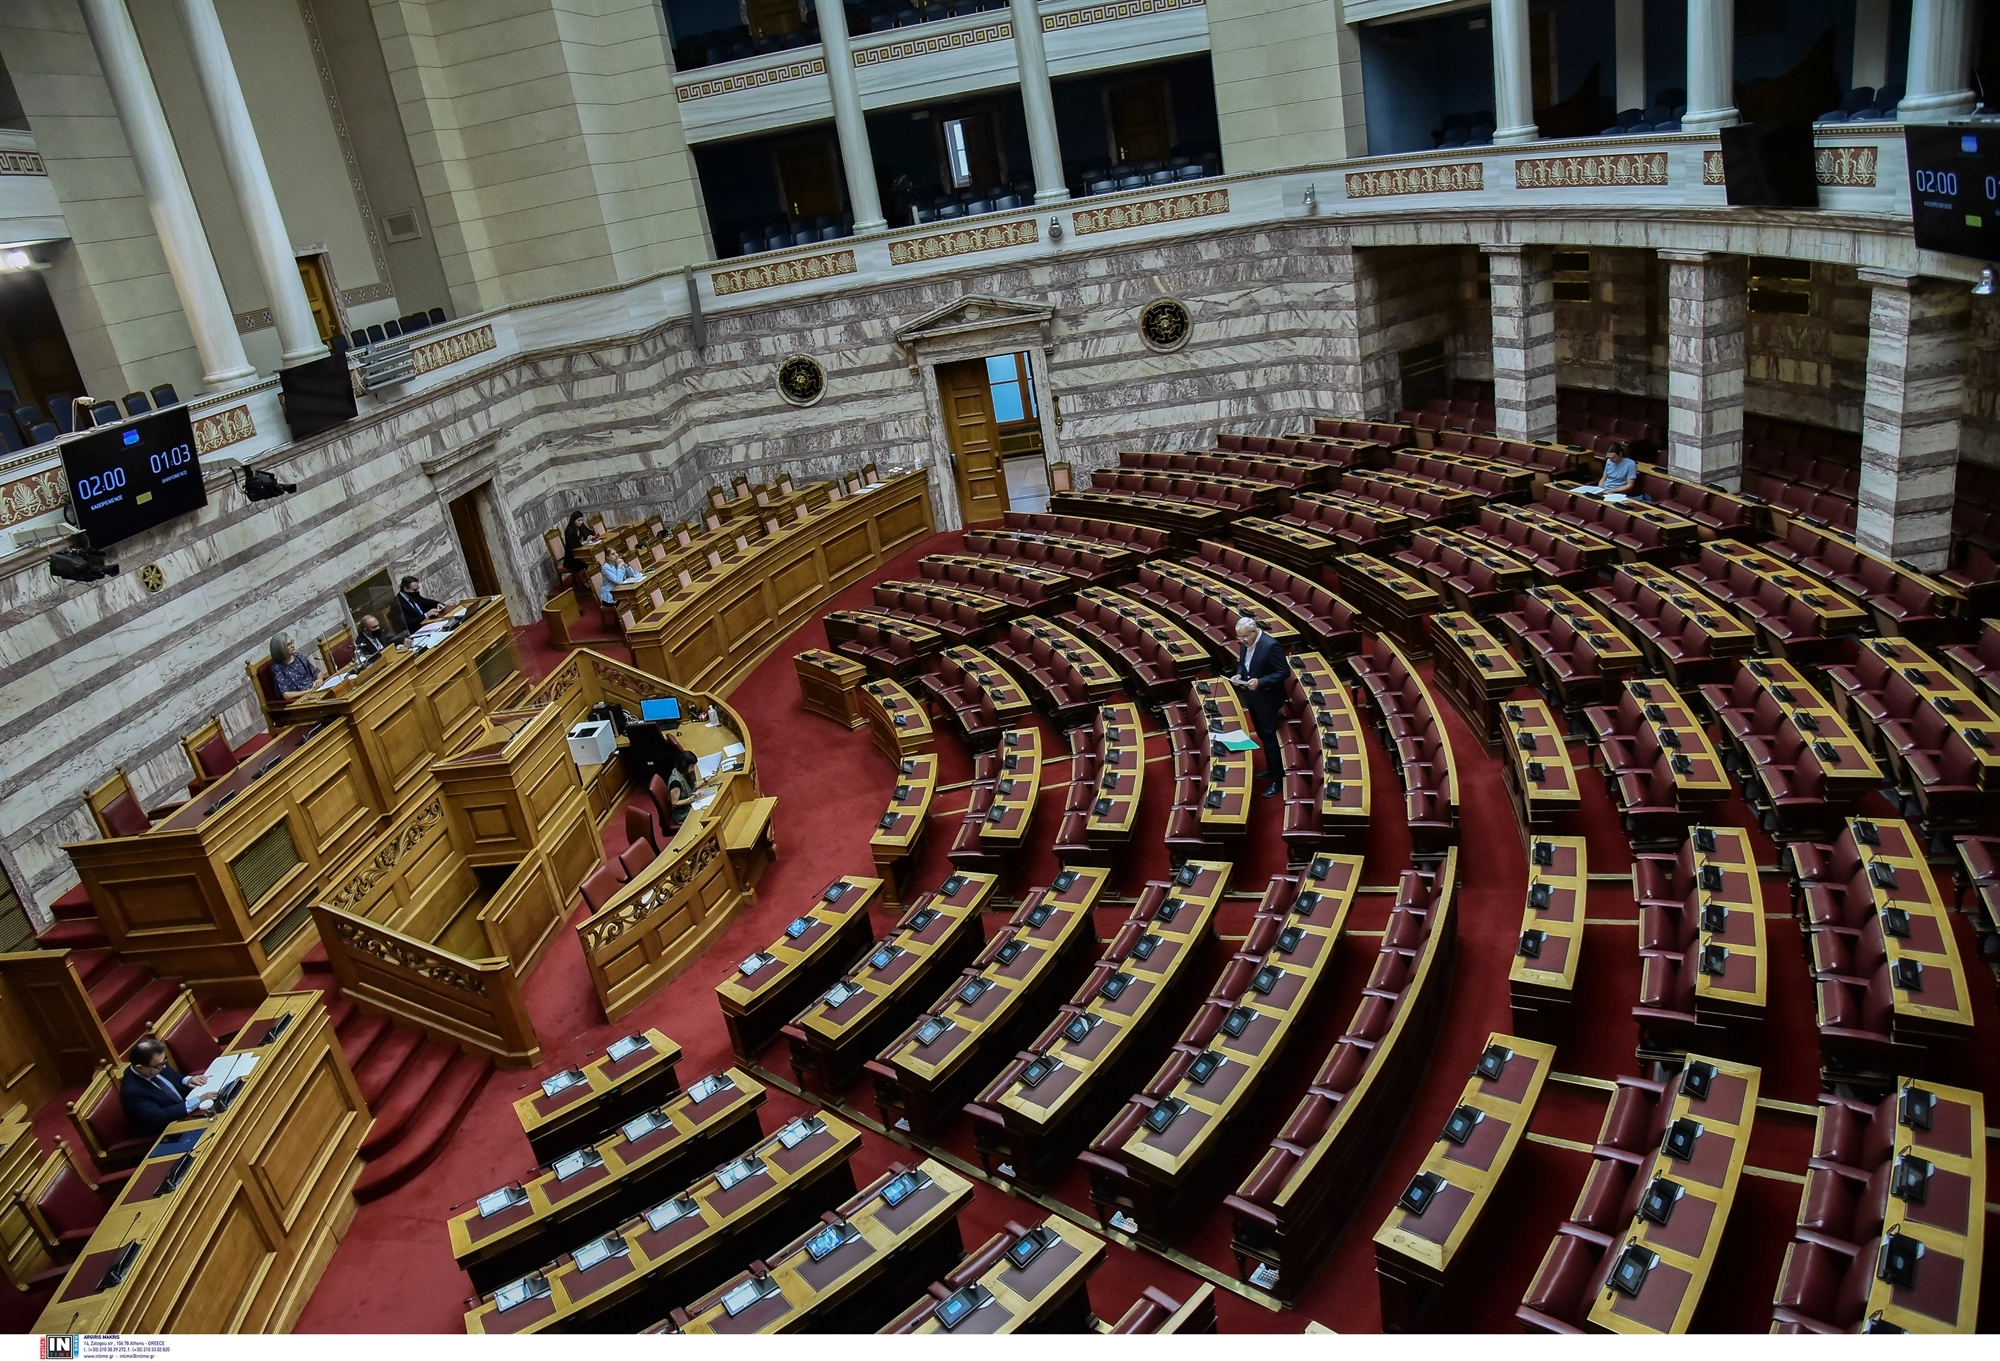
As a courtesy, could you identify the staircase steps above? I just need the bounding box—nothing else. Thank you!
[353,1050,492,1201]
[102,977,180,1053]
[359,1040,456,1158]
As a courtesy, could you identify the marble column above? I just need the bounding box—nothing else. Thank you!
[78,0,253,388]
[1662,251,1746,491]
[1855,270,1966,571]
[813,0,886,233]
[1901,0,1978,123]
[1325,240,1390,418]
[176,0,326,365]
[1008,0,1069,203]
[1490,0,1538,145]
[1682,0,1739,133]
[1486,245,1557,442]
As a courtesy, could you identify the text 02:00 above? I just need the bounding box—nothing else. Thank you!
[150,442,194,474]
[74,467,126,499]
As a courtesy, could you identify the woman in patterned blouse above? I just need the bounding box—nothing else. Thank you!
[268,633,320,702]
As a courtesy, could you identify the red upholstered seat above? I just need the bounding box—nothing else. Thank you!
[97,791,149,839]
[34,1142,113,1247]
[578,862,624,912]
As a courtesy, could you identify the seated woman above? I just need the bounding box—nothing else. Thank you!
[561,510,600,574]
[661,743,701,832]
[598,548,642,604]
[268,633,321,702]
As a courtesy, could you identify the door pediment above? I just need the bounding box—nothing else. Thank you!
[894,294,1055,349]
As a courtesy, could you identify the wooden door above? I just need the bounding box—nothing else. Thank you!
[449,486,503,598]
[295,255,340,343]
[774,135,845,221]
[1105,80,1171,163]
[938,359,1007,524]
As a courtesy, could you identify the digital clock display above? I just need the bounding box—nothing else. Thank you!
[1906,125,2000,263]
[58,405,206,547]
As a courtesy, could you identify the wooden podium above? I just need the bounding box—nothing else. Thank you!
[35,992,366,1334]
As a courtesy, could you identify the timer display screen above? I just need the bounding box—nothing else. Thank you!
[1907,125,2000,263]
[59,405,205,547]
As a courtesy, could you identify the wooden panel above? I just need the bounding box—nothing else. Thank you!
[0,952,116,1085]
[164,1186,276,1332]
[250,1052,354,1230]
[821,521,876,579]
[314,907,540,1065]
[0,976,57,1113]
[580,831,748,1021]
[769,550,827,614]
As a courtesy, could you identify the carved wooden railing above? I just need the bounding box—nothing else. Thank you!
[577,813,749,1022]
[310,903,540,1066]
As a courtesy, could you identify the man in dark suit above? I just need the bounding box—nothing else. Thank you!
[353,613,394,661]
[1230,615,1289,798]
[119,1038,204,1143]
[389,575,446,635]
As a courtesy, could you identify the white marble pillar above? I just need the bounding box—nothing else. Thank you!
[1008,0,1069,203]
[1662,251,1746,491]
[1491,0,1538,145]
[1901,0,1978,123]
[1855,270,1966,571]
[1615,0,1647,114]
[1682,0,1739,133]
[813,0,886,233]
[79,0,253,388]
[176,0,326,365]
[1486,245,1557,442]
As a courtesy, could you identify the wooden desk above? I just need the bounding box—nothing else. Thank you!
[1333,554,1443,655]
[1046,489,1234,544]
[940,645,1034,725]
[1085,703,1146,844]
[922,553,1079,606]
[1296,489,1415,538]
[1149,560,1302,648]
[1001,616,1120,704]
[1504,505,1623,571]
[1614,562,1759,655]
[1732,659,1884,794]
[1343,468,1487,519]
[1586,1056,1760,1334]
[1611,679,1731,801]
[672,1160,974,1334]
[795,649,868,729]
[1073,587,1209,671]
[1374,1034,1556,1330]
[1843,823,1976,1039]
[860,678,934,764]
[1429,610,1530,744]
[1413,526,1537,594]
[870,866,1110,1140]
[514,1028,683,1163]
[783,873,997,1095]
[1502,698,1582,823]
[1509,836,1587,1038]
[1087,856,1362,1243]
[1684,826,1768,1025]
[884,1219,1106,1333]
[1498,585,1644,672]
[1397,447,1539,496]
[968,861,1232,1189]
[1189,679,1253,837]
[454,1066,764,1292]
[1290,653,1371,839]
[870,753,937,897]
[466,1111,863,1333]
[823,610,944,672]
[623,471,933,695]
[1852,1080,1986,1333]
[979,728,1044,853]
[717,876,883,1064]
[1230,514,1344,572]
[1699,541,1871,638]
[1853,638,2000,787]
[36,993,363,1333]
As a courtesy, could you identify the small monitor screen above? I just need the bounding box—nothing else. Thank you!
[493,1274,551,1313]
[804,1222,848,1261]
[936,1285,985,1330]
[60,405,205,548]
[880,1171,922,1207]
[640,697,682,723]
[606,1033,650,1063]
[645,1196,698,1231]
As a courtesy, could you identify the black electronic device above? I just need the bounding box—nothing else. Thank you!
[1203,788,1224,809]
[1100,971,1132,1001]
[941,874,967,896]
[824,881,849,902]
[1869,859,1899,891]
[1900,1084,1935,1131]
[1525,760,1545,782]
[1644,703,1665,722]
[1877,1233,1920,1290]
[1222,1005,1254,1038]
[1699,943,1729,976]
[1004,731,1019,747]
[1019,1056,1056,1088]
[1609,1243,1655,1298]
[877,812,899,830]
[1475,1044,1511,1082]
[1251,964,1281,994]
[1277,925,1304,954]
[892,783,910,801]
[1176,864,1199,887]
[1631,682,1653,699]
[1326,756,1343,776]
[1693,826,1717,853]
[996,940,1025,965]
[1399,1171,1445,1216]
[1505,704,1524,722]
[1638,1177,1681,1227]
[1700,863,1723,892]
[1701,901,1729,934]
[1793,709,1818,731]
[1893,957,1925,992]
[958,976,992,1006]
[1518,928,1545,959]
[1187,1050,1223,1085]
[1003,753,1019,772]
[1528,882,1552,910]
[1309,857,1331,880]
[1157,897,1183,923]
[278,351,358,440]
[910,907,938,931]
[870,945,901,971]
[1893,1155,1932,1205]
[1881,905,1912,939]
[880,1170,923,1208]
[1747,661,1769,678]
[1093,796,1112,816]
[1294,890,1320,917]
[1681,1060,1716,1100]
[1812,739,1837,760]
[914,1016,949,1047]
[998,778,1016,797]
[1663,1117,1700,1162]
[1102,772,1119,791]
[1907,124,2000,262]
[159,1151,195,1194]
[259,1013,293,1046]
[1853,820,1879,846]
[97,1241,142,1292]
[1772,684,1794,703]
[59,405,206,549]
[1143,1097,1186,1134]
[936,1284,990,1330]
[1440,1105,1479,1145]
[1518,732,1537,752]
[1865,1315,1907,1334]
[1671,753,1693,775]
[1936,695,1961,715]
[1658,727,1680,749]
[1006,1225,1057,1270]
[1533,840,1553,867]
[1026,902,1051,928]
[1052,868,1078,892]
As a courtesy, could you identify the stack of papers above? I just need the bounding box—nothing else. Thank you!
[185,1052,258,1109]
[696,752,725,780]
[1212,729,1263,753]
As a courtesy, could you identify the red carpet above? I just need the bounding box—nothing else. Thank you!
[226,534,2000,1331]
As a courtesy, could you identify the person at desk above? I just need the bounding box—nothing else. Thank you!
[120,1038,207,1142]
[598,549,642,604]
[561,510,600,573]
[660,742,700,832]
[1584,449,1648,501]
[269,633,321,702]
[1228,615,1288,799]
[390,575,448,635]
[354,613,394,661]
